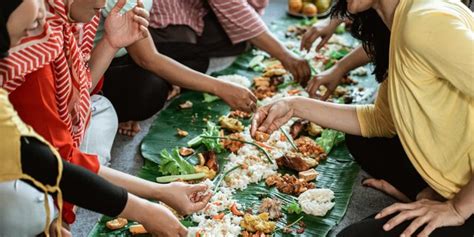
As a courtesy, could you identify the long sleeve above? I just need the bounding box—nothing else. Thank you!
[8,65,100,223]
[20,136,128,217]
[404,7,474,98]
[356,81,397,138]
[208,0,268,44]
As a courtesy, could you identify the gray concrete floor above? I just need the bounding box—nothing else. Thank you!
[71,1,396,236]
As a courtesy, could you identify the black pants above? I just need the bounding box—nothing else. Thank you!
[103,55,171,122]
[338,135,474,237]
[149,10,248,73]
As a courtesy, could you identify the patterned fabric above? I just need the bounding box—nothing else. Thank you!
[0,0,99,146]
[149,0,268,44]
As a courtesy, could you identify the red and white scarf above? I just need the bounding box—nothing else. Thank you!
[0,0,99,146]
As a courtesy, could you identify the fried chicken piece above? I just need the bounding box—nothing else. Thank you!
[265,174,315,196]
[203,151,219,172]
[240,213,276,234]
[295,136,326,160]
[229,110,251,119]
[254,77,271,88]
[253,86,276,100]
[219,116,244,132]
[258,198,282,220]
[276,151,318,172]
[263,68,287,78]
[222,133,245,153]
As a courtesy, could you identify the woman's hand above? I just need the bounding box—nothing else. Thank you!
[300,18,342,52]
[215,83,258,113]
[280,52,312,86]
[155,182,212,216]
[104,0,149,50]
[251,98,295,137]
[375,199,466,237]
[140,202,188,237]
[306,65,346,99]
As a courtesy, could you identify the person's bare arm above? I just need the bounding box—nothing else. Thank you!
[88,0,149,91]
[250,96,361,137]
[306,46,371,98]
[126,35,257,112]
[98,165,212,215]
[249,30,311,85]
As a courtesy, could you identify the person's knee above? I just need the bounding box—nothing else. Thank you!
[345,134,368,164]
[0,180,54,236]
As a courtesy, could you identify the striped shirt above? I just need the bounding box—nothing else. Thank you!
[149,0,269,44]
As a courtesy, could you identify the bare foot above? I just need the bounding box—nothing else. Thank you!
[416,186,445,201]
[167,85,181,100]
[362,178,411,202]
[118,121,141,137]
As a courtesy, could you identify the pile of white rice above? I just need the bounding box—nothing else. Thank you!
[298,188,335,216]
[217,75,251,88]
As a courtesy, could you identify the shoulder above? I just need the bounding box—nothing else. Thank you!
[402,1,473,51]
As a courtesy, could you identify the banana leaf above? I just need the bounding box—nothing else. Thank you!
[89,15,378,237]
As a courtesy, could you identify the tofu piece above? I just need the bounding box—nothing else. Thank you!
[298,169,318,182]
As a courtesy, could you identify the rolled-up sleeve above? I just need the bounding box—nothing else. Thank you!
[208,0,268,44]
[356,81,397,138]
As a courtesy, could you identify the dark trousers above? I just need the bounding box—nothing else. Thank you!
[149,10,248,73]
[103,55,171,122]
[338,135,474,237]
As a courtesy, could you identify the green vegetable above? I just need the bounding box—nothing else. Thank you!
[187,121,225,153]
[335,23,346,34]
[315,129,345,153]
[285,201,303,214]
[277,81,299,90]
[213,165,241,192]
[156,173,206,183]
[329,48,350,60]
[200,135,273,163]
[324,59,336,70]
[280,128,300,152]
[300,17,318,26]
[159,148,195,175]
[203,93,220,103]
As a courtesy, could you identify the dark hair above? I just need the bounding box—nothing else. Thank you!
[331,0,391,83]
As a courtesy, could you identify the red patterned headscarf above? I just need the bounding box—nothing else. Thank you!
[0,0,99,146]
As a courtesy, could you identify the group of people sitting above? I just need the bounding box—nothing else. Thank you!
[0,0,472,236]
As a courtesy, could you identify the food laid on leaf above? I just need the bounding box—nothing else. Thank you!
[90,14,376,237]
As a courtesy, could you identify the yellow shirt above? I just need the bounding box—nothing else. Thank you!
[356,0,474,199]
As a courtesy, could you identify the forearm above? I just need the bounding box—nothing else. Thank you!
[290,97,362,135]
[88,38,119,91]
[98,165,165,200]
[451,176,474,220]
[118,193,152,222]
[127,37,227,95]
[249,30,292,61]
[334,46,370,73]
